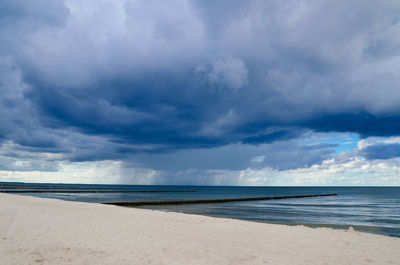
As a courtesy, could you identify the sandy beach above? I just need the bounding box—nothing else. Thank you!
[1,193,399,265]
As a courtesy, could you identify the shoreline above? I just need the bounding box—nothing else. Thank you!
[5,192,395,238]
[153,207,399,239]
[1,193,400,264]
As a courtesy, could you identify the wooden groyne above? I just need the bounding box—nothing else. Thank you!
[103,193,338,207]
[0,190,196,193]
[0,185,120,190]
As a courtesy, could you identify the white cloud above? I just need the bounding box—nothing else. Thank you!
[1,149,399,186]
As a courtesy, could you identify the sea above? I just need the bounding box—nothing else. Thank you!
[1,183,399,238]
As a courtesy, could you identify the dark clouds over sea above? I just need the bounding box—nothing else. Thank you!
[1,0,400,173]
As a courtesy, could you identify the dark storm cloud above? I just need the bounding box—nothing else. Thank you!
[306,113,400,138]
[241,130,302,145]
[129,141,336,171]
[359,143,400,160]
[1,0,400,169]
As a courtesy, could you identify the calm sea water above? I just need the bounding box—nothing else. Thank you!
[2,183,399,238]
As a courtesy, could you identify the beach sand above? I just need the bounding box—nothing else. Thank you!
[1,193,399,265]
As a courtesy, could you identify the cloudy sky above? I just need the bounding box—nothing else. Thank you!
[1,0,400,185]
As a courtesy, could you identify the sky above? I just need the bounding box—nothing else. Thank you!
[0,0,400,185]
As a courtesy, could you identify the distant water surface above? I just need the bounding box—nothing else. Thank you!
[2,183,399,238]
